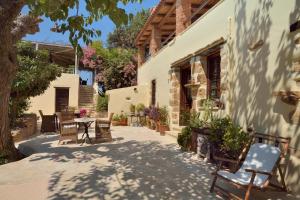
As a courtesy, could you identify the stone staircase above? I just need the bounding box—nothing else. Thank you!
[165,126,185,138]
[79,85,96,115]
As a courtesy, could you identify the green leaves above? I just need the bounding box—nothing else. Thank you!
[25,0,143,48]
[12,41,62,99]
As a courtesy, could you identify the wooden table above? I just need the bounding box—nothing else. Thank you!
[74,117,95,145]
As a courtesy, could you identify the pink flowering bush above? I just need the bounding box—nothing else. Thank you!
[80,109,87,117]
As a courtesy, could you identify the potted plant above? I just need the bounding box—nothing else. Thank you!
[111,113,128,126]
[111,114,120,126]
[209,117,250,171]
[143,107,151,128]
[80,108,87,118]
[136,103,145,116]
[129,104,135,115]
[149,106,159,130]
[119,113,128,126]
[158,106,169,135]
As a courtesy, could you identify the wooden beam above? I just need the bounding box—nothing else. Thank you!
[158,2,176,27]
[188,0,210,23]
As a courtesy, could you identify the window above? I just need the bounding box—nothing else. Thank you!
[151,79,156,106]
[207,53,221,99]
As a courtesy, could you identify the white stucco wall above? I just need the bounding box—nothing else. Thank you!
[138,0,300,193]
[107,85,149,115]
[27,73,80,115]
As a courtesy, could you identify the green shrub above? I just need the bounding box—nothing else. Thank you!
[136,103,145,112]
[189,110,204,128]
[179,110,191,126]
[96,95,108,112]
[177,126,192,151]
[112,113,127,121]
[222,123,250,158]
[158,106,169,126]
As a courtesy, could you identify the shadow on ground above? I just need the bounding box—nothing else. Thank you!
[19,132,217,200]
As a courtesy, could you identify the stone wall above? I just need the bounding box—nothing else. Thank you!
[169,68,181,126]
[12,114,37,143]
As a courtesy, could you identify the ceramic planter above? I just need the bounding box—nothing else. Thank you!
[159,124,169,135]
[111,119,128,126]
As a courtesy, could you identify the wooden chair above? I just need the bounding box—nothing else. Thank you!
[39,110,56,133]
[95,113,114,142]
[57,111,78,144]
[210,133,290,200]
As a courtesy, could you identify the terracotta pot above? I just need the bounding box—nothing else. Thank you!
[155,122,160,132]
[159,124,169,135]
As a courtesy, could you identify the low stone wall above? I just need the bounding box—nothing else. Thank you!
[106,85,149,115]
[12,114,37,142]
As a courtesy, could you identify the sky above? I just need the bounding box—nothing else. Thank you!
[23,0,159,47]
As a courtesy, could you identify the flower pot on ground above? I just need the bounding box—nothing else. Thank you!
[159,123,169,135]
[158,106,170,135]
[111,114,128,126]
[155,121,160,132]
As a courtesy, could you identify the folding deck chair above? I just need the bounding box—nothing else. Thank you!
[210,133,290,200]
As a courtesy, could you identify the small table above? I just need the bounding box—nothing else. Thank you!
[75,117,95,145]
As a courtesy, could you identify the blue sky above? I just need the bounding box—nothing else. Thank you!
[24,0,159,46]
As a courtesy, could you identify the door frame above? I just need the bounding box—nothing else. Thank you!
[55,87,70,112]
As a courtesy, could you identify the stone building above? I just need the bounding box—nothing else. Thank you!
[107,0,300,194]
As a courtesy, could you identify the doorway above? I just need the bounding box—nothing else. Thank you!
[207,52,221,99]
[55,87,69,112]
[180,66,192,125]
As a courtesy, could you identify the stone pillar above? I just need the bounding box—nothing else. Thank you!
[137,45,145,67]
[150,25,161,55]
[176,0,191,35]
[194,56,208,111]
[169,68,181,126]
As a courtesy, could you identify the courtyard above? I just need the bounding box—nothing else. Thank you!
[0,126,297,200]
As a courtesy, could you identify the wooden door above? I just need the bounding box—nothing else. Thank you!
[55,88,69,112]
[180,67,192,111]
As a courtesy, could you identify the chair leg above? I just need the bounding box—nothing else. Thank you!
[278,166,287,191]
[245,172,256,200]
[210,175,218,193]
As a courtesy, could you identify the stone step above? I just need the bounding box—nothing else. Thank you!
[172,126,185,132]
[165,130,179,139]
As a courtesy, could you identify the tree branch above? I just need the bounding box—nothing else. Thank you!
[11,15,42,41]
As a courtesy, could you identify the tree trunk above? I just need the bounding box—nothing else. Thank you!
[0,1,27,161]
[0,32,19,161]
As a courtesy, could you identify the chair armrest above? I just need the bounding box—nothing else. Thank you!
[244,169,272,176]
[213,156,239,164]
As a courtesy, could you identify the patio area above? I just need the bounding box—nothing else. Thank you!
[0,126,298,200]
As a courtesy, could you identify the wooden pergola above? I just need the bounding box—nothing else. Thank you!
[135,0,220,51]
[29,41,77,71]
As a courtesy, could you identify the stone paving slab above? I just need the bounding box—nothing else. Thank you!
[0,126,298,200]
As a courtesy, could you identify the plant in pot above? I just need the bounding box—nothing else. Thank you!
[149,106,159,130]
[144,107,151,128]
[136,103,145,116]
[119,113,128,126]
[129,104,135,116]
[209,117,250,171]
[112,113,128,126]
[112,114,120,126]
[158,106,169,135]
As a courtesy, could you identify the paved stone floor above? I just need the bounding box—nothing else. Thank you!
[0,126,298,200]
